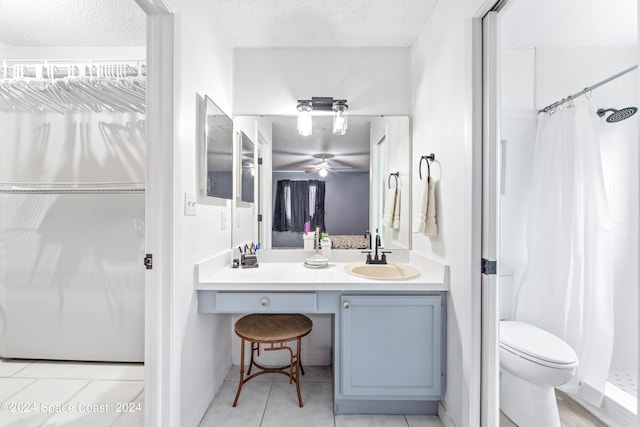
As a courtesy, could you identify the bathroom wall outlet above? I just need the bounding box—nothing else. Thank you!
[236,211,241,227]
[184,192,197,216]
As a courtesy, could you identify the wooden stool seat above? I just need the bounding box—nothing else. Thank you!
[232,314,312,408]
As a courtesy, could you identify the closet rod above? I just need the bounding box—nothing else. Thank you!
[539,64,638,113]
[1,60,146,79]
[0,182,145,195]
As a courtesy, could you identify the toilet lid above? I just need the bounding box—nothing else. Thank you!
[500,321,578,366]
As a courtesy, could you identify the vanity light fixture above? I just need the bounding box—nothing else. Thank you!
[296,97,349,136]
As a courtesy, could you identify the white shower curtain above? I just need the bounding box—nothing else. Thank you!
[515,99,613,407]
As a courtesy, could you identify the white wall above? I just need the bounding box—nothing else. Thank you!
[233,48,411,115]
[498,48,536,317]
[411,1,486,426]
[163,1,235,426]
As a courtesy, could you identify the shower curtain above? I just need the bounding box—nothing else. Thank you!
[515,99,613,406]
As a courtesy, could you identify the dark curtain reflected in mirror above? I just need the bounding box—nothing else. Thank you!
[273,179,326,233]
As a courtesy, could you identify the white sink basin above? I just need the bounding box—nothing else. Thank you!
[345,263,420,280]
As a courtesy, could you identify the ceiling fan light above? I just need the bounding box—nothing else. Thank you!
[332,101,348,135]
[318,167,328,177]
[297,101,313,136]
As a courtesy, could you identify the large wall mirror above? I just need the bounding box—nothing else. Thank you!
[233,115,410,250]
[201,96,233,199]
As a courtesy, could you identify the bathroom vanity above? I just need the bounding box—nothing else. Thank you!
[196,250,448,415]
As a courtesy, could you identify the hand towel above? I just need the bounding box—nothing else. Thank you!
[392,189,401,229]
[413,178,428,233]
[425,177,438,237]
[382,188,397,227]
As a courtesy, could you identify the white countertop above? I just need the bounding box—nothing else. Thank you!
[196,250,449,292]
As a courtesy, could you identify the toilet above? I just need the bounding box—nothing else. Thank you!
[499,265,579,427]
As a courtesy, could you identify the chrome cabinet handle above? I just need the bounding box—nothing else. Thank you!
[261,298,270,306]
[343,301,350,309]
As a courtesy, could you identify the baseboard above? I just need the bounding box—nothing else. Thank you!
[334,398,439,415]
[438,402,456,427]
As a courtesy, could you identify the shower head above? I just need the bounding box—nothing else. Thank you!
[596,107,638,123]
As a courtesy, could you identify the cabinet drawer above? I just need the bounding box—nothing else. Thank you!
[215,292,317,313]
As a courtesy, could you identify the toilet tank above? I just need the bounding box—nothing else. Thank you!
[499,264,515,320]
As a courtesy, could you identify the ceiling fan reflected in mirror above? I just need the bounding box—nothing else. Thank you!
[299,153,353,177]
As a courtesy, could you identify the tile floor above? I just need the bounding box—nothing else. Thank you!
[0,358,144,427]
[198,365,444,427]
[500,390,608,427]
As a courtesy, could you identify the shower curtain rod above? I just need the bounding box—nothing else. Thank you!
[539,64,638,113]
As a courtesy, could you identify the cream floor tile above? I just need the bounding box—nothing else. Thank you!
[499,411,517,427]
[0,379,89,427]
[0,359,34,377]
[0,378,35,402]
[260,382,334,427]
[15,361,144,381]
[272,365,332,383]
[405,415,443,427]
[225,365,276,383]
[110,389,145,427]
[42,380,144,427]
[335,414,408,427]
[199,382,272,427]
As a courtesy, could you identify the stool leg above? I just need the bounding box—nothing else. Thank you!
[247,342,257,375]
[299,339,305,376]
[295,337,303,407]
[232,338,246,407]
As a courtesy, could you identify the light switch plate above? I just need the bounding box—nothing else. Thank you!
[220,212,227,230]
[184,192,197,216]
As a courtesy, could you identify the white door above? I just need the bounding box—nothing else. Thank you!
[481,10,500,427]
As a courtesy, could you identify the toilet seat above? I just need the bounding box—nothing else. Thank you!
[500,321,578,369]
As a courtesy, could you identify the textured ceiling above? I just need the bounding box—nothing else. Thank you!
[210,0,438,47]
[271,116,371,172]
[0,0,145,47]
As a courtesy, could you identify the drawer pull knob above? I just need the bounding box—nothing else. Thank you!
[343,301,350,309]
[261,298,270,306]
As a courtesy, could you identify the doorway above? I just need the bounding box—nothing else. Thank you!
[481,1,639,426]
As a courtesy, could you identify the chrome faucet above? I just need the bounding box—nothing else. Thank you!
[362,229,391,264]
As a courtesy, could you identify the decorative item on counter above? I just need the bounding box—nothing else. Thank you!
[304,226,329,268]
[303,233,315,251]
[241,253,258,268]
[233,247,241,268]
[321,232,332,259]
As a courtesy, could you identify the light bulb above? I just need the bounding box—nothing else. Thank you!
[297,101,313,136]
[318,168,328,177]
[332,102,348,135]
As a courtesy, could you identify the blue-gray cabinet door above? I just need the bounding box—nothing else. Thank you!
[341,295,443,398]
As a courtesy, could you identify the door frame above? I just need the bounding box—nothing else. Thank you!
[133,1,174,426]
[472,1,510,426]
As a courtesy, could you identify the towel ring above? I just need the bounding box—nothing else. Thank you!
[419,154,435,180]
[388,172,399,189]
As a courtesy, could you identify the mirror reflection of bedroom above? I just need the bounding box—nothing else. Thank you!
[270,116,371,249]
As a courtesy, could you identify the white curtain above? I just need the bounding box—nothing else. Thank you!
[515,99,613,406]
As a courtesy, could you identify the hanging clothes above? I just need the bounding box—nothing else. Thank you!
[515,99,613,407]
